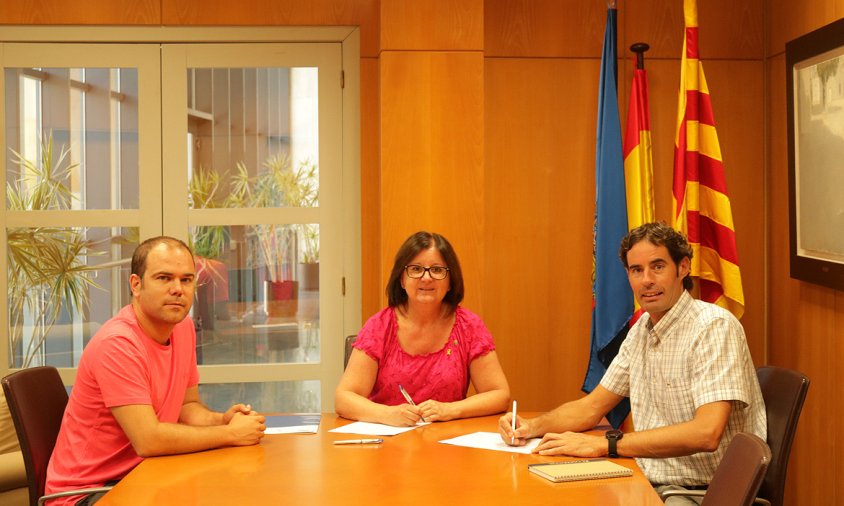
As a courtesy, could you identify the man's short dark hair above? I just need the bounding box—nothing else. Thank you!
[385,231,464,312]
[131,236,194,280]
[619,222,694,291]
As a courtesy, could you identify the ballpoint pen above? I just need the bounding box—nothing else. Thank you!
[333,439,384,445]
[398,384,427,423]
[511,399,517,445]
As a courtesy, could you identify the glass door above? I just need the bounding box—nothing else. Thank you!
[161,43,344,413]
[0,43,162,376]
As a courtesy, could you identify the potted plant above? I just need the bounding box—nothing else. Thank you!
[6,133,104,368]
[222,155,319,316]
[188,167,229,260]
[188,165,233,327]
[297,223,319,291]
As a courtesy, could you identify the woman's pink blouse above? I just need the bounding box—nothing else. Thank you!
[353,306,496,405]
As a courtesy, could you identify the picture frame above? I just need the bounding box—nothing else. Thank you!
[786,16,844,291]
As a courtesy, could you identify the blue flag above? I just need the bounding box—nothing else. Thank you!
[582,6,634,429]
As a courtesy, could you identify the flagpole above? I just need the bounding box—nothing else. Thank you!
[623,40,655,319]
[607,0,618,91]
[630,42,650,70]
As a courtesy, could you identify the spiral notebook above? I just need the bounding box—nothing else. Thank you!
[528,459,632,483]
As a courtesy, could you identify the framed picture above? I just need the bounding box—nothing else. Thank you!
[786,17,844,290]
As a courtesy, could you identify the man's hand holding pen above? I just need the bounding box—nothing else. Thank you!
[499,411,532,446]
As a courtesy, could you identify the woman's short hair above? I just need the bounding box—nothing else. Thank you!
[618,222,694,291]
[386,231,464,311]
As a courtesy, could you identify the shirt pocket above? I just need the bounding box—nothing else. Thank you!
[650,375,695,423]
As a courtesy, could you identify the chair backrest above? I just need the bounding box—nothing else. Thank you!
[756,365,810,506]
[1,366,69,506]
[702,432,771,506]
[343,335,357,370]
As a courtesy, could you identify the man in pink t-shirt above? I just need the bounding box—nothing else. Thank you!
[45,237,267,506]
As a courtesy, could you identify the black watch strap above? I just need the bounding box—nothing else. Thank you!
[605,429,623,458]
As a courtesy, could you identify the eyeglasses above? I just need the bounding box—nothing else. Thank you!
[404,264,450,280]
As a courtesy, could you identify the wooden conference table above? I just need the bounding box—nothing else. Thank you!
[99,413,662,505]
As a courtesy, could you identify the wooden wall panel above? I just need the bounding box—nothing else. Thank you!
[484,0,763,59]
[379,51,485,312]
[0,0,160,24]
[767,14,844,502]
[380,0,483,51]
[484,58,598,411]
[765,55,795,363]
[161,0,381,57]
[768,0,844,56]
[782,283,841,506]
[624,0,763,59]
[360,58,382,320]
[484,0,606,57]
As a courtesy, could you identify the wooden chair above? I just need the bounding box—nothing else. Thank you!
[661,432,771,506]
[1,367,112,506]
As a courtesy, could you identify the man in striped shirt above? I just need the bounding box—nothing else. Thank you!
[500,222,765,504]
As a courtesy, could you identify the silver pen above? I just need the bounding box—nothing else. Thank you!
[333,438,384,445]
[398,384,427,423]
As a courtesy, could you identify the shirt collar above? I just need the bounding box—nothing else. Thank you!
[645,290,693,339]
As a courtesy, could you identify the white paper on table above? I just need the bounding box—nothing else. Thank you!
[328,420,429,436]
[266,425,319,435]
[264,414,321,435]
[438,431,541,454]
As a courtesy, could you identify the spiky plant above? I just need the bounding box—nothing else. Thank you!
[6,132,101,368]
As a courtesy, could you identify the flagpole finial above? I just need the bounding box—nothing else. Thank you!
[630,42,650,70]
[606,0,617,9]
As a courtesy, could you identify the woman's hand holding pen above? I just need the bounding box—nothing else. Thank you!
[382,403,425,427]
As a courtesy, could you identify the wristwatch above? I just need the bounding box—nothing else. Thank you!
[605,429,623,458]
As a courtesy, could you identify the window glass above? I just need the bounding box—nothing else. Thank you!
[199,380,320,413]
[191,224,320,366]
[186,67,318,210]
[4,67,139,210]
[7,226,137,368]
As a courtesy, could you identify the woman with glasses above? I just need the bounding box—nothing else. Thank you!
[335,231,510,426]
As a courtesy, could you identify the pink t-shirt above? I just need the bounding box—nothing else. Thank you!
[354,306,495,405]
[45,305,199,505]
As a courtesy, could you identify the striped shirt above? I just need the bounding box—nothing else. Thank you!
[601,290,766,486]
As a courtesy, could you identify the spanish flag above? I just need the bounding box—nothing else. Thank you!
[624,58,655,230]
[623,47,654,323]
[672,0,745,318]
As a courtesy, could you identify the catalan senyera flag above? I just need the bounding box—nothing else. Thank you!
[582,5,633,430]
[672,0,745,319]
[623,53,655,324]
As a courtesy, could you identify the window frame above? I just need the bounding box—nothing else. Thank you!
[0,27,362,413]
